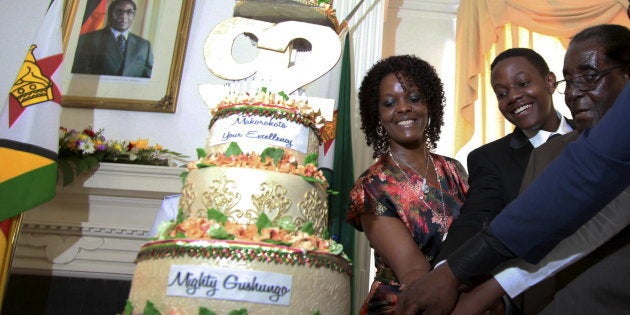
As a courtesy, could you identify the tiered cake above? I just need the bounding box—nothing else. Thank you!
[124,89,351,315]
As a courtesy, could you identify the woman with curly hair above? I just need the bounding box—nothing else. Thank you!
[346,55,469,314]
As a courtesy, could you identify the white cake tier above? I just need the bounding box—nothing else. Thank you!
[206,111,321,165]
[127,239,351,314]
[179,166,329,235]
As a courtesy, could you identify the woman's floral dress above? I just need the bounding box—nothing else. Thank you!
[347,153,469,315]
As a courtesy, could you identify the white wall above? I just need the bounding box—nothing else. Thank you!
[60,2,235,160]
[383,0,460,158]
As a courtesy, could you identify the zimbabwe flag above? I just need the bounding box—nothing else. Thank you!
[0,0,63,221]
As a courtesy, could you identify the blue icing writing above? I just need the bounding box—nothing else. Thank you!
[233,116,288,128]
[168,271,218,296]
[221,130,242,142]
[246,131,293,148]
[223,275,291,302]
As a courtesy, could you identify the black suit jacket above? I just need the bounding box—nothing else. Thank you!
[71,28,153,78]
[437,119,574,263]
[436,128,532,262]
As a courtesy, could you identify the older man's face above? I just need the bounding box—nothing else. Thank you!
[110,2,135,32]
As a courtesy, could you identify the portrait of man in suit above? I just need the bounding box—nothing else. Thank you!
[71,0,153,78]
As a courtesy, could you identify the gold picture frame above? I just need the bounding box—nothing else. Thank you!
[61,0,194,112]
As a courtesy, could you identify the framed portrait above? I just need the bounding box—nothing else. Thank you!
[61,0,195,112]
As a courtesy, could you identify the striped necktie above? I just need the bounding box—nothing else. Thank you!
[117,34,127,54]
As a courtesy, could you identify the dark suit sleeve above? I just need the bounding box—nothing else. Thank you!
[490,83,630,263]
[436,148,505,262]
[446,83,630,284]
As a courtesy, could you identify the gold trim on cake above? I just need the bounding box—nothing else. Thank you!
[136,239,351,275]
[179,167,329,233]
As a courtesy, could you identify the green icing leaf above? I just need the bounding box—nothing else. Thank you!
[207,223,235,240]
[321,228,330,239]
[175,231,186,238]
[303,152,318,166]
[225,142,243,156]
[156,220,176,240]
[196,148,207,159]
[180,171,189,184]
[123,300,133,315]
[327,189,340,195]
[199,307,217,315]
[277,216,297,232]
[227,308,249,315]
[328,241,344,255]
[207,208,228,224]
[176,208,186,224]
[195,163,216,169]
[256,212,273,233]
[260,147,285,164]
[300,175,324,185]
[143,300,161,315]
[278,91,289,101]
[299,221,315,235]
[312,311,321,315]
[260,87,268,93]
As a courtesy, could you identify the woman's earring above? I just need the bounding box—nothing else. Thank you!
[377,123,385,137]
[427,117,432,129]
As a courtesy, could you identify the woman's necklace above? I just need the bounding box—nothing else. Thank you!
[389,151,449,234]
[389,150,430,193]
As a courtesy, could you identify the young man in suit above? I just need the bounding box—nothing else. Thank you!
[72,0,153,78]
[435,48,574,273]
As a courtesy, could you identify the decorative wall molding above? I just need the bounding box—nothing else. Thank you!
[388,0,459,14]
[12,163,183,280]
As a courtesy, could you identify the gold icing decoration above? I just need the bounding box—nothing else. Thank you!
[297,188,328,234]
[201,175,241,216]
[252,181,292,223]
[178,181,196,218]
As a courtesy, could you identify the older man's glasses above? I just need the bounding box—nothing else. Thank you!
[555,65,625,94]
[113,9,136,17]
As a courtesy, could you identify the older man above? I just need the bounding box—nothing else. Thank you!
[72,0,153,78]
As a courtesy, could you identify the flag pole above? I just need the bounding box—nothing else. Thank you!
[0,214,24,308]
[338,0,370,37]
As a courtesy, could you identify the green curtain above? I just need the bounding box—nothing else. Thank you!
[327,34,357,313]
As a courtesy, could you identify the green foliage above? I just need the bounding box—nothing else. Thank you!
[260,147,285,164]
[300,175,325,185]
[123,300,133,315]
[276,216,297,232]
[299,221,315,235]
[196,148,208,159]
[277,91,289,101]
[206,224,235,240]
[58,126,187,186]
[199,307,217,315]
[207,208,228,224]
[225,142,243,156]
[143,301,161,315]
[303,152,318,166]
[256,212,273,233]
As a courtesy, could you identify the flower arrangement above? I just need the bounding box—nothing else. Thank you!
[58,126,188,186]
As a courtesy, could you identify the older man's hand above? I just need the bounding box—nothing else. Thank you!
[395,263,461,315]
